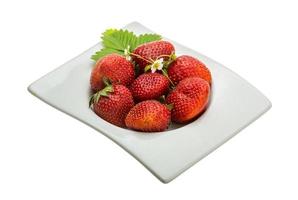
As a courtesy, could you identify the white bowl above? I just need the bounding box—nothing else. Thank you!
[28,22,271,183]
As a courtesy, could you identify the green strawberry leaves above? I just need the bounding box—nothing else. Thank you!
[91,48,122,61]
[89,78,114,107]
[136,33,162,48]
[91,29,162,61]
[102,29,137,51]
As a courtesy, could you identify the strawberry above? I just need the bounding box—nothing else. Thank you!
[166,77,210,123]
[132,41,175,71]
[168,55,212,85]
[90,84,134,127]
[90,54,135,91]
[130,73,169,102]
[125,100,171,132]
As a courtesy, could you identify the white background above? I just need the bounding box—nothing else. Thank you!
[0,0,297,199]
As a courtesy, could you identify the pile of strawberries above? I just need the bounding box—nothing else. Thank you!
[89,40,212,132]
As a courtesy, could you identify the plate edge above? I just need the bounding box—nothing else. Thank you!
[163,101,272,183]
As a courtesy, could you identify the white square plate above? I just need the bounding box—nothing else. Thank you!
[28,22,271,183]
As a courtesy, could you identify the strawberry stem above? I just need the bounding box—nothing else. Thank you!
[102,77,111,86]
[165,103,174,110]
[161,69,175,87]
[99,85,113,97]
[129,52,153,64]
[158,95,166,103]
[156,54,174,59]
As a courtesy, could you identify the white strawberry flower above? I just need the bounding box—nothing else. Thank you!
[124,45,131,61]
[150,58,164,73]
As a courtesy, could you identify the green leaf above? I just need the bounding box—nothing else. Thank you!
[99,85,113,97]
[91,48,123,61]
[91,29,162,62]
[101,29,138,51]
[89,95,95,108]
[89,85,114,107]
[134,33,162,49]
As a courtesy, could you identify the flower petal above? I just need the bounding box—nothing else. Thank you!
[157,64,163,70]
[151,66,156,73]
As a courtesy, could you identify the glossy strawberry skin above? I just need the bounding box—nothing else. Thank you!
[90,54,135,91]
[130,73,169,102]
[166,77,210,123]
[132,41,175,70]
[125,100,171,132]
[93,85,134,127]
[168,55,212,85]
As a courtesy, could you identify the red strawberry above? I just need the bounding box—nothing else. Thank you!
[166,77,210,123]
[168,55,212,85]
[130,73,169,102]
[125,100,171,132]
[132,41,175,71]
[90,54,135,91]
[90,84,134,127]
